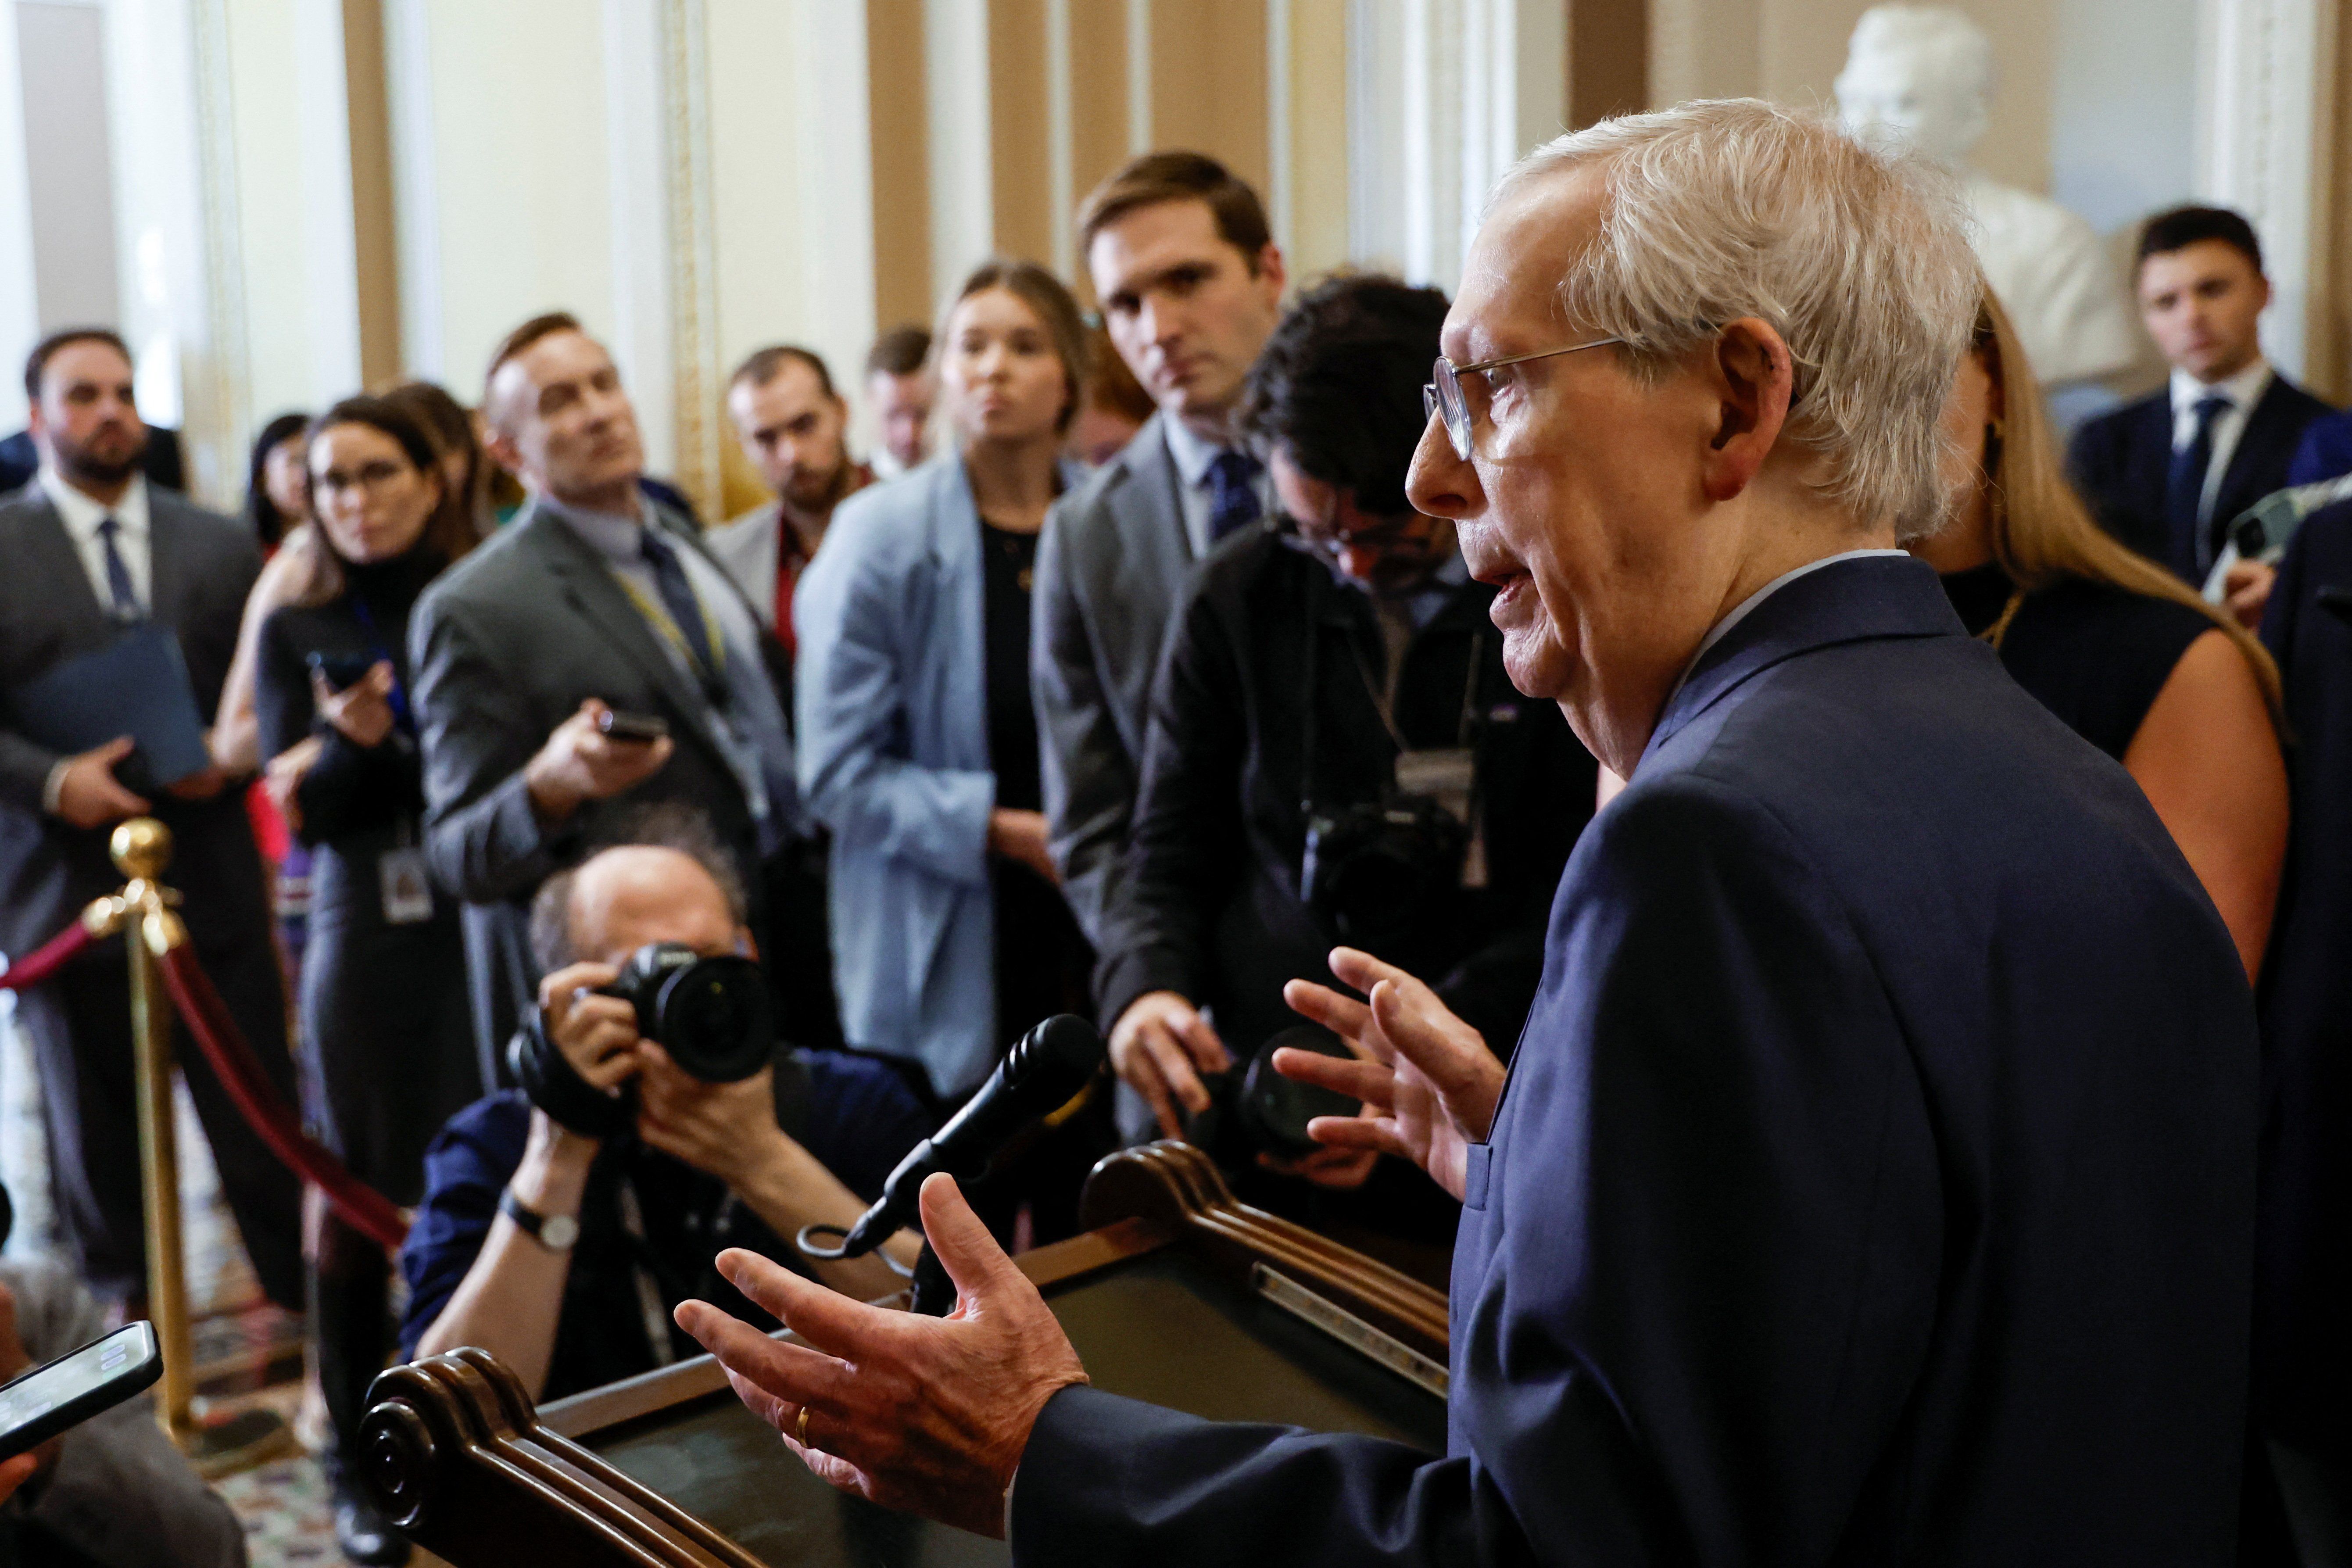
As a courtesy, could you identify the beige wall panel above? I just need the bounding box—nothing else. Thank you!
[990,0,1056,265]
[1650,0,1761,104]
[223,0,309,422]
[1282,0,1348,281]
[417,0,613,391]
[1064,0,1130,290]
[868,0,934,330]
[344,0,401,387]
[1148,0,1268,197]
[1754,0,2053,193]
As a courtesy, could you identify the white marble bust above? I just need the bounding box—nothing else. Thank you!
[1836,4,2138,386]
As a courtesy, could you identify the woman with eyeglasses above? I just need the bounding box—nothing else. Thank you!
[1910,287,2287,977]
[253,395,483,1566]
[795,258,1102,1243]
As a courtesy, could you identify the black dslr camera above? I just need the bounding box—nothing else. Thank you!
[1300,793,1469,949]
[1183,1024,1361,1165]
[510,942,773,1138]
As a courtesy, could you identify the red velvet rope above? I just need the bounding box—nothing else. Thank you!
[154,941,410,1251]
[0,920,96,991]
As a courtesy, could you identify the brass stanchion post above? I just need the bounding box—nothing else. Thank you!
[110,818,293,1476]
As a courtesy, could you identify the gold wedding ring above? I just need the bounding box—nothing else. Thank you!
[795,1404,814,1451]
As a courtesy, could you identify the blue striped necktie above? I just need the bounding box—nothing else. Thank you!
[95,516,142,620]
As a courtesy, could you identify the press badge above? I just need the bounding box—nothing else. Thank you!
[1395,747,1487,888]
[379,845,434,925]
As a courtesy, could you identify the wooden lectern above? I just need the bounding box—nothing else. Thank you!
[360,1142,1449,1567]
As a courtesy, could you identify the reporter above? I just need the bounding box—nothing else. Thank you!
[1094,276,1595,1237]
[1913,289,2287,976]
[400,826,927,1403]
[253,396,483,1562]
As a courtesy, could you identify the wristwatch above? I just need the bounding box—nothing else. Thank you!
[500,1187,580,1251]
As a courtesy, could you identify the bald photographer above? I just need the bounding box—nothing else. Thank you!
[398,822,926,1401]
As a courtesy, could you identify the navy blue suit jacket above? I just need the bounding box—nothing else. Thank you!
[2068,377,2331,583]
[1010,556,2257,1566]
[2256,500,2352,1449]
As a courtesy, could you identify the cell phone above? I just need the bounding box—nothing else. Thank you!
[0,1322,162,1461]
[306,650,378,692]
[595,709,669,745]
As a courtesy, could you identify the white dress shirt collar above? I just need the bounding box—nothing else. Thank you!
[2169,358,2271,435]
[1158,415,1228,489]
[1160,417,1269,561]
[40,467,151,612]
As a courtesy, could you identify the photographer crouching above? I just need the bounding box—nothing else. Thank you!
[398,815,928,1401]
[1096,275,1598,1262]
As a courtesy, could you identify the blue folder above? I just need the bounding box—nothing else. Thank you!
[8,625,213,789]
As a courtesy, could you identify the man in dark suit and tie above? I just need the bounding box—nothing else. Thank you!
[0,329,301,1310]
[674,103,2259,1564]
[1031,152,1285,1131]
[409,313,810,1081]
[2068,205,2332,624]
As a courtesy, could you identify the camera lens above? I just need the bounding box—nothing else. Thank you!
[1239,1025,1361,1160]
[652,955,773,1082]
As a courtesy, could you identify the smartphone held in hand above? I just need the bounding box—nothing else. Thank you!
[0,1321,163,1461]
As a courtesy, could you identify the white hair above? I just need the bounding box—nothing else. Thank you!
[1496,99,1979,541]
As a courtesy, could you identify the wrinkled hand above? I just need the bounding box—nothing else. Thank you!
[313,661,397,748]
[538,962,641,1091]
[635,1046,782,1187]
[2223,558,2276,629]
[262,736,323,833]
[1108,990,1229,1141]
[52,737,149,829]
[524,700,674,823]
[1280,947,1504,1200]
[675,1174,1087,1539]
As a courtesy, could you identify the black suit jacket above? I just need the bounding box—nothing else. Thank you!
[0,484,268,959]
[2255,500,2352,1451]
[1013,557,2257,1566]
[2068,375,2332,582]
[408,500,788,1071]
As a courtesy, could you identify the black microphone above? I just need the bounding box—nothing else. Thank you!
[825,1015,1105,1260]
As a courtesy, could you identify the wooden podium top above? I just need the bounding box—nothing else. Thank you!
[361,1142,1450,1568]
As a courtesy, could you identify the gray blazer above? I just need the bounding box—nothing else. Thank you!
[408,499,784,1070]
[1030,414,1196,947]
[705,502,784,630]
[0,484,265,958]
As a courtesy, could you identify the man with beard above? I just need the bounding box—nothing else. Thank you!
[0,328,302,1313]
[707,346,874,650]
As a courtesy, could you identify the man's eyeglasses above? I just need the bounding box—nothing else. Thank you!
[1422,336,1624,460]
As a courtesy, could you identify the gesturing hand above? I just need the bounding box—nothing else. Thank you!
[674,1173,1088,1539]
[313,660,398,748]
[1279,947,1505,1201]
[524,700,675,823]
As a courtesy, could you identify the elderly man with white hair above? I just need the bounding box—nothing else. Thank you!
[673,101,2258,1565]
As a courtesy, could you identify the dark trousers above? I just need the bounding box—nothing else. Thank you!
[311,1213,388,1477]
[17,936,304,1310]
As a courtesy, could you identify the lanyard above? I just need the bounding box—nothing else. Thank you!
[346,597,414,734]
[610,571,730,705]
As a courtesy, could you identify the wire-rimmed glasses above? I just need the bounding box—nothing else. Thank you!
[1423,336,1625,460]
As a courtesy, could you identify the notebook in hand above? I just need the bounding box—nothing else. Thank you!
[7,625,213,792]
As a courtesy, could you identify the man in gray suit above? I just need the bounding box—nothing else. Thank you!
[705,344,873,642]
[410,313,811,1079]
[0,329,301,1310]
[1032,152,1284,1125]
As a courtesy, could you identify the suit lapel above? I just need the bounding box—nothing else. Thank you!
[2215,379,2304,526]
[521,503,730,760]
[12,494,109,630]
[145,494,189,629]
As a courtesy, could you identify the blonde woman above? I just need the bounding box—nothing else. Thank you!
[1914,289,2288,975]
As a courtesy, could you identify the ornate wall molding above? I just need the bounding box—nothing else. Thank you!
[190,0,251,504]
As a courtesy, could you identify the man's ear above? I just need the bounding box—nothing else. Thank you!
[1700,317,1795,505]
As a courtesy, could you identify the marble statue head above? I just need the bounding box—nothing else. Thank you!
[1834,4,1995,169]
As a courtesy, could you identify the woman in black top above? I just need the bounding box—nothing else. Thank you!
[1915,288,2287,975]
[254,396,481,1563]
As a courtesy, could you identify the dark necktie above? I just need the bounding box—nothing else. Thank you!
[95,516,142,620]
[2168,393,2231,577]
[1205,450,1264,544]
[639,527,723,695]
